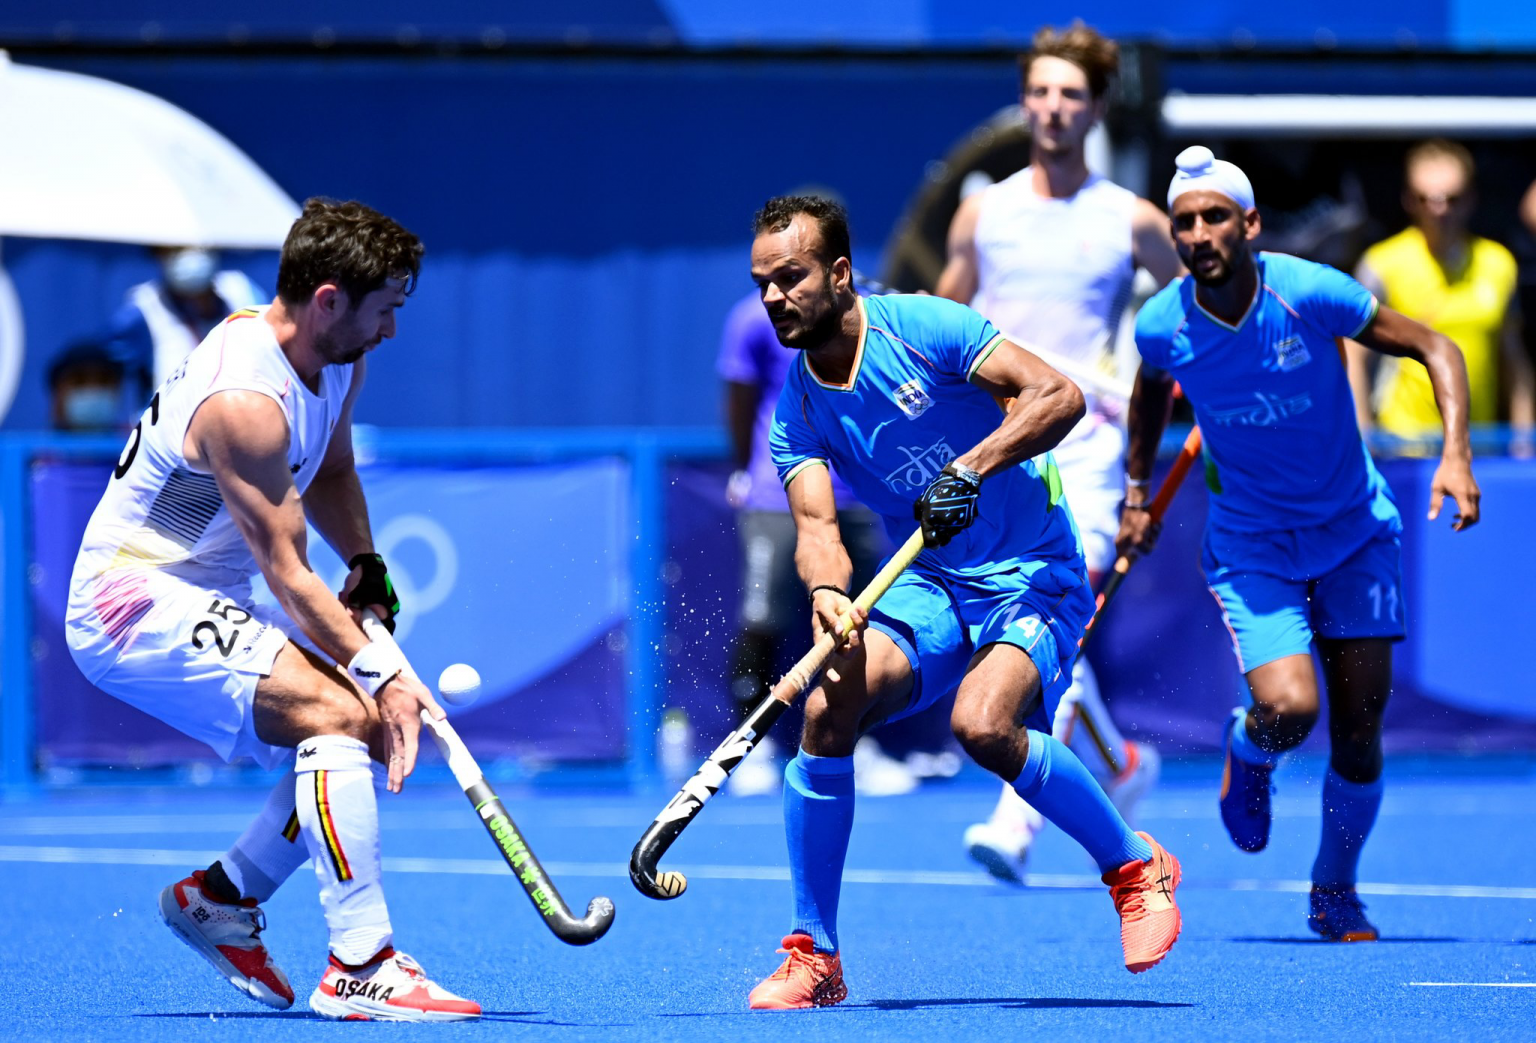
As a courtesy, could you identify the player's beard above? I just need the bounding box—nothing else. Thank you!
[1185,247,1236,288]
[774,272,843,351]
[315,324,369,365]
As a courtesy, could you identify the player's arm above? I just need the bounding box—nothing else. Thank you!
[1352,305,1481,530]
[724,380,759,506]
[1343,261,1387,432]
[956,340,1086,476]
[1130,197,1186,289]
[784,462,867,652]
[908,339,1085,548]
[299,362,401,627]
[1116,363,1177,559]
[187,391,443,788]
[933,193,983,302]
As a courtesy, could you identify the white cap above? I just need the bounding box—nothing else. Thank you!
[1167,145,1255,212]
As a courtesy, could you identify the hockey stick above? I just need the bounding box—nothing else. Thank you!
[629,527,928,901]
[1071,426,1203,773]
[361,612,615,945]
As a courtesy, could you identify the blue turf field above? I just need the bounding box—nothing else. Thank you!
[2,758,1532,1042]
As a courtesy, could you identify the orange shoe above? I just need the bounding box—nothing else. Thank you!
[1102,832,1182,973]
[747,934,847,1010]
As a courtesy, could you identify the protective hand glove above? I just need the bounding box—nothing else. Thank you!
[343,552,401,632]
[914,462,982,547]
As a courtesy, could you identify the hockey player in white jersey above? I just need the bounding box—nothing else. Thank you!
[66,199,480,1021]
[936,22,1185,880]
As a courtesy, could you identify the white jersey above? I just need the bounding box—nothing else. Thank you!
[970,168,1139,566]
[68,306,352,668]
[971,167,1137,397]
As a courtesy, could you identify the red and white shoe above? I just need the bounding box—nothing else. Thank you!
[310,948,481,1022]
[158,870,295,1010]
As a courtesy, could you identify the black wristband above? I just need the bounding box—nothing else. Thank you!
[809,584,849,602]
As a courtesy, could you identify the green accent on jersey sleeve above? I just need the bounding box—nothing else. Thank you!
[1203,448,1223,495]
[1040,455,1065,509]
[966,333,1008,381]
[1348,295,1381,339]
[781,459,829,488]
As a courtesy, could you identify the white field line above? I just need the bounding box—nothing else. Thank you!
[2,791,1529,836]
[0,844,1533,900]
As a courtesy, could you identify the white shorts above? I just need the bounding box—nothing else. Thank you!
[1051,416,1127,577]
[66,569,305,769]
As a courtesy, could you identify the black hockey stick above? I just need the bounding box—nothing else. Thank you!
[629,528,926,900]
[362,613,615,945]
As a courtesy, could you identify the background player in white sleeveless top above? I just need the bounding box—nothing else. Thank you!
[66,200,480,1022]
[936,22,1185,880]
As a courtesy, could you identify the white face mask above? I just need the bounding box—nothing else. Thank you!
[163,249,217,295]
[61,387,121,430]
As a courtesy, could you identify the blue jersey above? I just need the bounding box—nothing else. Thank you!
[770,293,1083,582]
[1135,252,1399,535]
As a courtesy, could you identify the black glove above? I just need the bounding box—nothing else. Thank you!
[345,552,401,632]
[914,462,983,547]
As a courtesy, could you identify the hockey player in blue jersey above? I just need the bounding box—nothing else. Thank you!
[1121,148,1481,943]
[744,195,1183,1010]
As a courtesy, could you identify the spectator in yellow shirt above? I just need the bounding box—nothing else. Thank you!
[1347,139,1534,449]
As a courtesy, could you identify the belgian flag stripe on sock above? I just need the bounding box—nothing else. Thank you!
[282,810,301,843]
[314,771,353,882]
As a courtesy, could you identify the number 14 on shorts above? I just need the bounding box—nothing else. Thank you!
[1000,601,1043,638]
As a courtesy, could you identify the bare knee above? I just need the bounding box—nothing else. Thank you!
[1242,655,1321,753]
[951,692,1027,780]
[800,685,864,758]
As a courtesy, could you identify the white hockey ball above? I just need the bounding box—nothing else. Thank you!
[437,663,482,707]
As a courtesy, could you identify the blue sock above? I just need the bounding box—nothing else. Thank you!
[1012,730,1153,874]
[783,748,855,953]
[1311,767,1383,888]
[1229,708,1282,768]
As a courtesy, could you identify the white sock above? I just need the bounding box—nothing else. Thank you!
[294,735,393,965]
[222,770,309,903]
[1056,659,1129,783]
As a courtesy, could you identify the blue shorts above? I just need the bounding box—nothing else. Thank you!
[868,560,1092,732]
[1203,513,1406,674]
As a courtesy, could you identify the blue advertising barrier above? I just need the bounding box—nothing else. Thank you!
[4,427,1533,794]
[2,428,721,793]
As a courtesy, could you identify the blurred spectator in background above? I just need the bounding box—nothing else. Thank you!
[1520,177,1536,379]
[1347,140,1533,450]
[935,20,1179,881]
[47,339,127,431]
[716,276,917,798]
[108,246,264,405]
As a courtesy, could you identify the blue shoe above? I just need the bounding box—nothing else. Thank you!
[1219,708,1273,853]
[1307,886,1379,942]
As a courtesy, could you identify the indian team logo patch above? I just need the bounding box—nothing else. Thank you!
[1269,336,1311,372]
[892,380,933,418]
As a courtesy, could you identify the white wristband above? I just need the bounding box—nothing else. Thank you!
[346,641,406,697]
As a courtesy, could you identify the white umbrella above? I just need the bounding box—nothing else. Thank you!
[0,51,299,249]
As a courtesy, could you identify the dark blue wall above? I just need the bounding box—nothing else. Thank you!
[7,1,1536,48]
[3,55,1014,429]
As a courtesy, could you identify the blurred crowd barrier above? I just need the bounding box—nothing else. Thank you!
[4,427,1531,788]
